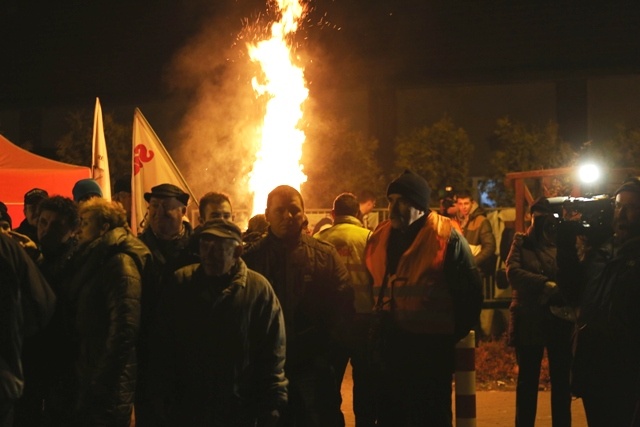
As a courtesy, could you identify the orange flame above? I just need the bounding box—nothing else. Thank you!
[248,0,308,216]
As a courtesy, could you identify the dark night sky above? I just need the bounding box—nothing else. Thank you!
[3,1,639,108]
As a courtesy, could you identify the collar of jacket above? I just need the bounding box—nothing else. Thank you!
[333,215,364,227]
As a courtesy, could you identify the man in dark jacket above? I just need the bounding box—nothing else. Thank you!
[149,219,287,426]
[0,232,56,427]
[136,183,196,425]
[243,185,354,427]
[13,196,79,426]
[454,190,497,277]
[572,178,640,426]
[365,170,483,426]
[14,188,48,244]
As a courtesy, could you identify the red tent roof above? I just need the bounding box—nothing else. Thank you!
[0,134,91,225]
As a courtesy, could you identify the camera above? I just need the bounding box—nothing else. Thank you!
[548,194,614,244]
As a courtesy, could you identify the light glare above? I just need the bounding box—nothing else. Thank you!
[578,163,600,184]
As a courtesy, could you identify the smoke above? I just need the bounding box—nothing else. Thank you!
[167,0,271,213]
[165,0,366,212]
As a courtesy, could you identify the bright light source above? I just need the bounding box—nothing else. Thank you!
[578,163,600,184]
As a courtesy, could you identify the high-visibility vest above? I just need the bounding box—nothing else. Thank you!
[365,213,454,334]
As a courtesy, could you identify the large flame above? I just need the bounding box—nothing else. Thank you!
[248,0,308,216]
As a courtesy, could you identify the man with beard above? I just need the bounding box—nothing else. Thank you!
[364,170,483,426]
[243,185,353,427]
[572,177,640,426]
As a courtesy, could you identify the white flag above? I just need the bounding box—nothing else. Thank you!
[92,97,111,200]
[131,108,198,235]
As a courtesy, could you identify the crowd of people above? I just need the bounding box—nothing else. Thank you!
[1,169,639,427]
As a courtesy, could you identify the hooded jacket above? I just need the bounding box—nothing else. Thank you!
[66,227,151,426]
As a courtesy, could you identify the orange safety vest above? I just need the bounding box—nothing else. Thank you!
[365,213,454,334]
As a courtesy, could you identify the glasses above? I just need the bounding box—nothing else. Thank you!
[149,199,184,211]
[207,212,233,220]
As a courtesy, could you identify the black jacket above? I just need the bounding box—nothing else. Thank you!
[66,228,151,426]
[0,233,55,402]
[242,231,354,369]
[149,260,287,426]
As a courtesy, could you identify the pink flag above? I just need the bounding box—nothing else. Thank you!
[131,108,197,235]
[92,97,111,200]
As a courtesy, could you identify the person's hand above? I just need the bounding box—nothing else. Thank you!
[539,281,558,305]
[8,230,41,261]
[257,409,280,427]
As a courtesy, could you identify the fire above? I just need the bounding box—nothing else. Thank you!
[248,0,308,216]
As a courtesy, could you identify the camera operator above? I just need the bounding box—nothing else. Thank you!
[505,197,573,427]
[571,178,640,426]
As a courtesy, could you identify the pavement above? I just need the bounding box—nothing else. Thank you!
[340,363,588,427]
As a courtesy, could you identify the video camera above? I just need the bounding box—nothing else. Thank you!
[547,194,614,244]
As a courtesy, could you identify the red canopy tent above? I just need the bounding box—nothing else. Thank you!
[0,134,91,226]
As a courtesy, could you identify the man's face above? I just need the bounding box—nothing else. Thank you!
[614,191,640,244]
[360,200,375,216]
[456,197,472,218]
[265,193,305,241]
[24,204,39,226]
[388,193,422,231]
[77,211,106,246]
[200,201,233,223]
[147,196,186,238]
[38,210,74,253]
[199,235,239,276]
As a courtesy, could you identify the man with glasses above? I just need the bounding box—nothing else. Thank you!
[136,183,196,426]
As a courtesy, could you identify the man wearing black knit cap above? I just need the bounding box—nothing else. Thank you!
[572,177,640,426]
[364,170,483,427]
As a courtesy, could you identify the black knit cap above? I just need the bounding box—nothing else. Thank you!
[144,183,189,206]
[386,169,431,211]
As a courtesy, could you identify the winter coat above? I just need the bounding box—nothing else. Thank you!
[137,221,196,407]
[148,260,287,426]
[505,231,559,346]
[314,215,373,314]
[242,230,353,369]
[66,227,151,426]
[0,233,55,402]
[458,203,497,275]
[572,235,640,397]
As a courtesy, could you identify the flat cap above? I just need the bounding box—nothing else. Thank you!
[144,183,189,206]
[200,219,242,243]
[24,188,49,205]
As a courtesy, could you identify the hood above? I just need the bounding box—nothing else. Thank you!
[468,201,487,220]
